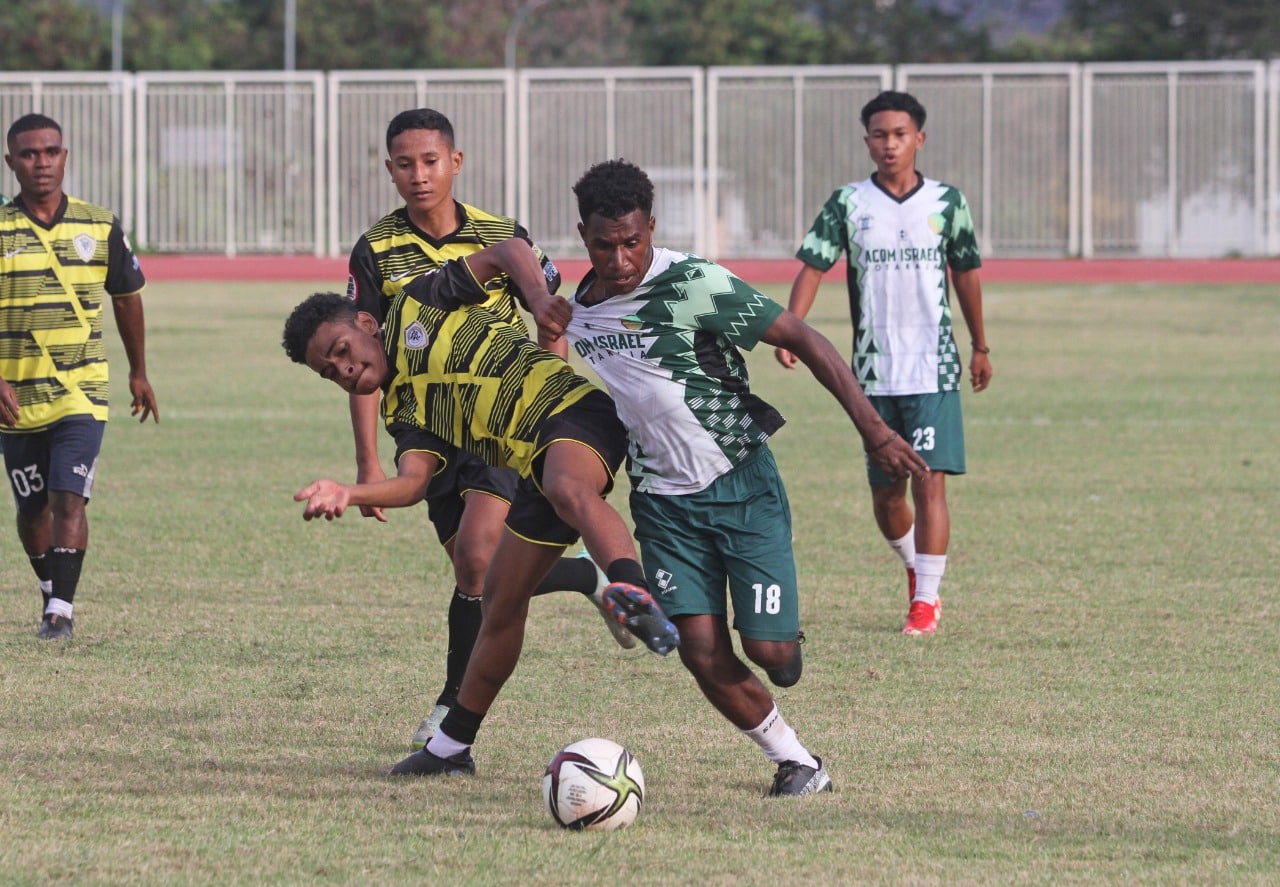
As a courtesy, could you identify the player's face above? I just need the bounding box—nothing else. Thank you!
[863,110,925,178]
[385,128,462,221]
[577,209,656,298]
[304,312,388,396]
[5,128,68,201]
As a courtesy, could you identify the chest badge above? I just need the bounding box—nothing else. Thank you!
[73,233,97,262]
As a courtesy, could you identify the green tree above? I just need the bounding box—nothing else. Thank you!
[1052,0,1280,60]
[623,0,826,66]
[1,0,107,70]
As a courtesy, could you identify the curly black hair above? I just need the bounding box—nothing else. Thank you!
[572,159,654,224]
[281,292,356,365]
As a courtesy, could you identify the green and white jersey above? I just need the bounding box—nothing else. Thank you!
[568,247,784,496]
[797,174,981,396]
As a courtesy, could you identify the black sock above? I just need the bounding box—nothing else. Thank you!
[438,703,485,746]
[49,547,86,606]
[531,556,597,597]
[440,588,481,708]
[605,558,647,589]
[30,552,52,608]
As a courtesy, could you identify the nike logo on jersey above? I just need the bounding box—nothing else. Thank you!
[3,248,22,259]
[388,270,414,281]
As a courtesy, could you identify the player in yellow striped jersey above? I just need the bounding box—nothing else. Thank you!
[283,237,679,777]
[346,109,630,751]
[0,113,159,640]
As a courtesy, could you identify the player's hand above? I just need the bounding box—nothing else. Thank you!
[969,352,992,392]
[864,431,930,482]
[129,374,159,423]
[774,346,799,369]
[0,379,18,426]
[355,463,389,522]
[295,478,351,521]
[529,292,571,342]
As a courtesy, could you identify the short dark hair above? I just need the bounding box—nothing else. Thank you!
[385,108,455,154]
[572,159,654,224]
[860,91,926,131]
[282,292,356,365]
[7,113,62,148]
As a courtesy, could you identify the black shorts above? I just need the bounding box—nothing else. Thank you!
[504,390,628,546]
[424,444,520,545]
[2,416,105,517]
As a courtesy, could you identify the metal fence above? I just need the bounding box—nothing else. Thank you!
[3,61,1278,259]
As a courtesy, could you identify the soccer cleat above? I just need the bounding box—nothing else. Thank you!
[906,566,917,602]
[765,630,805,688]
[388,747,476,777]
[601,582,679,656]
[579,551,637,650]
[902,598,941,636]
[768,756,833,797]
[38,614,74,640]
[410,703,452,751]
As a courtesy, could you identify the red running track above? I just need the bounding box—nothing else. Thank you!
[140,254,1280,285]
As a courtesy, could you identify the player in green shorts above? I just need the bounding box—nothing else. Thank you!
[779,90,993,637]
[565,160,928,796]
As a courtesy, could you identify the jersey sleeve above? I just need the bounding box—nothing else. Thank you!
[514,221,562,301]
[653,257,783,350]
[104,217,146,296]
[400,257,489,310]
[794,188,849,272]
[346,235,388,320]
[944,189,983,272]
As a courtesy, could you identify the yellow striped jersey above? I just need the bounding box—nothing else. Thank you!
[346,201,560,335]
[383,259,595,478]
[0,195,146,431]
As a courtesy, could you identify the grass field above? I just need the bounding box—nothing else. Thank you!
[1,278,1277,884]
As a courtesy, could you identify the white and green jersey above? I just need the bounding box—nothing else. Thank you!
[567,248,784,496]
[797,174,982,396]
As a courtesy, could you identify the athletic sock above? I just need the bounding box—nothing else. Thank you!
[531,556,597,597]
[913,553,946,605]
[428,703,486,758]
[440,588,481,708]
[742,705,819,770]
[48,547,86,607]
[45,597,74,619]
[604,558,647,589]
[887,525,916,570]
[31,552,53,608]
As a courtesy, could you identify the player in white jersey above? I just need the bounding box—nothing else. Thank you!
[777,90,993,636]
[566,160,927,796]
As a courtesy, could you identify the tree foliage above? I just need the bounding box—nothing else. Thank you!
[1,0,1275,71]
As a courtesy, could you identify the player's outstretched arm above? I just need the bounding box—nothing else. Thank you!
[294,451,437,521]
[348,390,389,522]
[762,311,929,481]
[463,239,570,341]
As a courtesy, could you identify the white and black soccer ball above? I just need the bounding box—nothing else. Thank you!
[542,737,645,831]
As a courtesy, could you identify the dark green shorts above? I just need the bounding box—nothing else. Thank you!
[629,447,799,642]
[867,390,966,486]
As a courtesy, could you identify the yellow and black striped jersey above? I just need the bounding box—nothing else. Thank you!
[0,195,146,431]
[346,201,560,336]
[382,259,595,478]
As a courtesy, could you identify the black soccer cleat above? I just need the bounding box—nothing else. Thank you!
[601,582,680,656]
[766,630,805,688]
[38,614,74,640]
[388,747,476,777]
[768,756,833,797]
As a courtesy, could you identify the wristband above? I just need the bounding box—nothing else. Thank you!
[972,342,990,354]
[865,431,897,454]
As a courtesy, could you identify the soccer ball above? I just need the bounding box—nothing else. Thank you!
[542,737,645,831]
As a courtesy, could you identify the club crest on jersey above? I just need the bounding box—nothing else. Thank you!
[404,321,428,350]
[621,316,643,331]
[857,215,873,231]
[73,233,97,262]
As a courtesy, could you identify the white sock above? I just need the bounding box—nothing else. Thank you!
[45,597,73,619]
[741,705,818,769]
[426,730,469,759]
[887,526,916,570]
[913,553,946,605]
